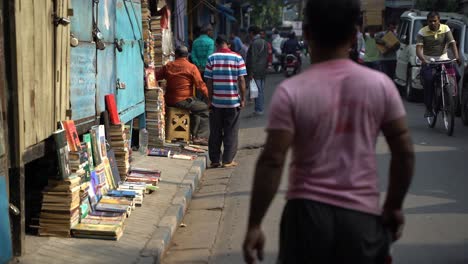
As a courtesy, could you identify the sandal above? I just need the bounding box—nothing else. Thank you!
[210,162,221,168]
[222,161,238,168]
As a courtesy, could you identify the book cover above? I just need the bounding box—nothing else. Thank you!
[98,125,107,159]
[104,94,121,125]
[53,129,71,179]
[83,133,95,170]
[102,157,116,190]
[62,120,82,152]
[100,111,112,145]
[107,149,121,187]
[90,125,102,166]
[107,190,136,198]
[95,203,129,213]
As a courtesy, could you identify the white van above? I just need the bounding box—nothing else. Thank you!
[394,10,464,101]
[446,16,468,125]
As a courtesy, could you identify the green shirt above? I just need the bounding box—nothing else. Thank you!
[191,34,215,71]
[364,36,380,62]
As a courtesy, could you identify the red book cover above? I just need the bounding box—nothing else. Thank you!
[105,94,120,125]
[62,120,82,152]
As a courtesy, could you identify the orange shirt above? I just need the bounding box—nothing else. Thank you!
[156,58,208,106]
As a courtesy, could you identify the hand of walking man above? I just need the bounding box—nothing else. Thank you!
[243,226,265,264]
[382,208,405,241]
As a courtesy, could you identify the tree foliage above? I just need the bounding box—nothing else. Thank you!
[248,0,285,28]
[414,0,458,12]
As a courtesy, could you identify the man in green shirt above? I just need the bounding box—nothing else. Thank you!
[191,24,215,75]
[363,26,382,71]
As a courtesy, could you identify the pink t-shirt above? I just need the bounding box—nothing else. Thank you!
[268,59,405,215]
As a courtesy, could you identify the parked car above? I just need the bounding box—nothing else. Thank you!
[446,16,468,125]
[394,10,464,101]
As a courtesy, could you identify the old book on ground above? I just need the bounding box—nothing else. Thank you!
[61,120,82,152]
[39,176,81,237]
[71,223,123,240]
[105,94,121,125]
[53,129,71,179]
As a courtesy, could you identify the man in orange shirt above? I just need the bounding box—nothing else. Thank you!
[156,46,210,145]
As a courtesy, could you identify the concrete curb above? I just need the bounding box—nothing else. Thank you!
[138,156,207,264]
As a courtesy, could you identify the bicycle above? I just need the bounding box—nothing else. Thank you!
[425,59,458,136]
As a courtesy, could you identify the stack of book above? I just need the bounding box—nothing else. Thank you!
[38,176,81,237]
[141,0,151,21]
[151,16,163,70]
[142,0,154,67]
[127,166,161,188]
[68,150,88,178]
[108,124,130,180]
[79,182,91,219]
[145,87,165,148]
[71,211,126,240]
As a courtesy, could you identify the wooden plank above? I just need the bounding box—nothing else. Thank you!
[55,0,71,123]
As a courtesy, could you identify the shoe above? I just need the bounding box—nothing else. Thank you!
[210,162,221,168]
[424,109,434,118]
[192,137,208,146]
[247,111,264,118]
[222,161,238,168]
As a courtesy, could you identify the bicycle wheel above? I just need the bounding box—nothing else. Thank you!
[442,87,455,136]
[426,90,438,128]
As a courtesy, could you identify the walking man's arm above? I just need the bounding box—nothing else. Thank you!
[243,130,293,264]
[238,76,246,108]
[381,117,415,241]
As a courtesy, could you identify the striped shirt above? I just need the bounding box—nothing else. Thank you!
[204,48,247,108]
[416,24,455,60]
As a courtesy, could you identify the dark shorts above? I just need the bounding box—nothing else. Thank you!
[278,199,391,264]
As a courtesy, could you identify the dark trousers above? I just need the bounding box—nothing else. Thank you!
[381,60,396,79]
[421,64,436,111]
[174,97,209,138]
[364,61,382,71]
[208,107,240,164]
[278,199,390,264]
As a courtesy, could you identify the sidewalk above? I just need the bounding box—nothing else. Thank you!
[17,152,207,264]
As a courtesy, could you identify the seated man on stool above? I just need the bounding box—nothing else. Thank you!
[156,45,210,145]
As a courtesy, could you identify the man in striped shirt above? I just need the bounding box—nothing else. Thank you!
[204,35,247,168]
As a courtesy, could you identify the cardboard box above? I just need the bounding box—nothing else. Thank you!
[376,31,400,54]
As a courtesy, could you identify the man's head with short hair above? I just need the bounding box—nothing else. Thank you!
[201,24,214,36]
[248,26,261,37]
[427,11,441,31]
[216,35,229,48]
[175,45,189,58]
[303,0,361,49]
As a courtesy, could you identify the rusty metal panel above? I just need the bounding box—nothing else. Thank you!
[96,44,116,114]
[70,0,93,42]
[70,44,97,121]
[98,0,116,43]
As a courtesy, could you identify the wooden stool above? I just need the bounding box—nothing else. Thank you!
[165,107,190,142]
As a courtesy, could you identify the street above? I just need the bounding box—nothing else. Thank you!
[162,60,468,264]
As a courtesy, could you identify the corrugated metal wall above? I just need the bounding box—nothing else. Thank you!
[70,0,144,126]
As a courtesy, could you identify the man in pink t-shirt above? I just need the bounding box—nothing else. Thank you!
[243,0,415,263]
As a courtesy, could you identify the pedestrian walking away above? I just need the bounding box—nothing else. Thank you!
[156,45,210,145]
[243,0,415,263]
[192,23,215,101]
[204,35,247,168]
[246,26,269,116]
